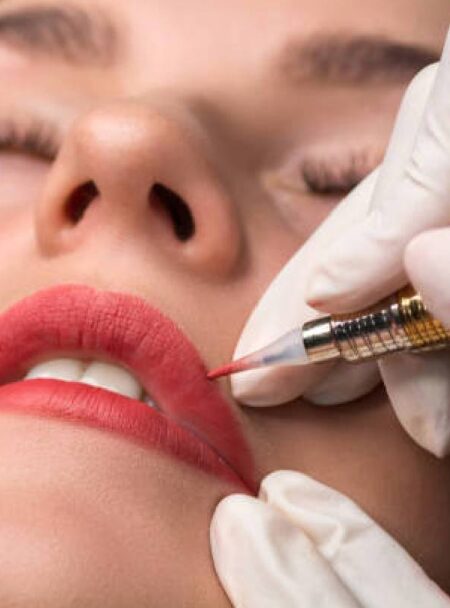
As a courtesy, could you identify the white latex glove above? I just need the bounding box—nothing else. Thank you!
[211,471,450,608]
[231,30,450,456]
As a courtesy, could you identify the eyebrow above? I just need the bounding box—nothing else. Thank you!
[279,34,440,86]
[0,4,118,66]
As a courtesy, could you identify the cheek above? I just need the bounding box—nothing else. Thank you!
[0,156,49,300]
[276,197,336,240]
[263,172,341,242]
[0,155,49,211]
[289,196,339,236]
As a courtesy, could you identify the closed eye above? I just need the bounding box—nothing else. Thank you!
[0,118,59,162]
[300,150,381,196]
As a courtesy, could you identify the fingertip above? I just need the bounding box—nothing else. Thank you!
[404,229,438,268]
[211,494,256,541]
[303,227,399,314]
[212,493,257,523]
[304,272,341,310]
[231,367,295,407]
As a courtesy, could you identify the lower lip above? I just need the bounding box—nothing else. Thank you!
[0,379,251,492]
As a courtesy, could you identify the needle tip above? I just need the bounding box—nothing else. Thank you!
[207,360,248,380]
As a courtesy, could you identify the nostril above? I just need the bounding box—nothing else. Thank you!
[150,183,195,242]
[65,181,99,223]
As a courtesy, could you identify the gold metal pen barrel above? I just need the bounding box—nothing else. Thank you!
[303,285,450,364]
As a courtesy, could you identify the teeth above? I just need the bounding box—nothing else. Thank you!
[80,361,143,400]
[24,358,152,403]
[25,358,86,382]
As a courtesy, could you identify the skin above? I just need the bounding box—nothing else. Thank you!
[0,0,449,605]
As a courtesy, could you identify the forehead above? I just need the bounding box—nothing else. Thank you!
[108,0,448,83]
[2,0,448,38]
[114,0,448,44]
[0,0,446,103]
[1,0,448,65]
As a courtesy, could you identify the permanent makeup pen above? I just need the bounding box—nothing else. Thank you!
[208,285,450,379]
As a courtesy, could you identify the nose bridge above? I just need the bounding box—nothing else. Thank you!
[36,101,244,276]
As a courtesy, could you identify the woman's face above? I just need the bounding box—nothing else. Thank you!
[0,0,449,604]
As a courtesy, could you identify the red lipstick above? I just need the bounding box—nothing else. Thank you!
[0,285,255,491]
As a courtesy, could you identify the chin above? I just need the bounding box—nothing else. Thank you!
[0,413,236,607]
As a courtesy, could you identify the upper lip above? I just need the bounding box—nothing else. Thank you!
[0,284,255,489]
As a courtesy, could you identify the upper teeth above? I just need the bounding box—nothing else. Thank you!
[24,358,157,407]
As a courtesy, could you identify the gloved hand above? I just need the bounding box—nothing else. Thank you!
[211,471,450,608]
[231,29,450,457]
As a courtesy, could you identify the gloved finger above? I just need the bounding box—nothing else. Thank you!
[376,226,450,458]
[305,44,445,312]
[211,494,360,608]
[260,471,450,608]
[302,359,380,406]
[404,227,450,327]
[379,350,450,457]
[231,170,380,406]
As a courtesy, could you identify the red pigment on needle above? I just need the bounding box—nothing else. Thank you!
[207,359,251,380]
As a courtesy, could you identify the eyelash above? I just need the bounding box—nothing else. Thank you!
[300,151,380,196]
[0,119,59,162]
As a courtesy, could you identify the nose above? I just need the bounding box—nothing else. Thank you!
[35,102,243,275]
